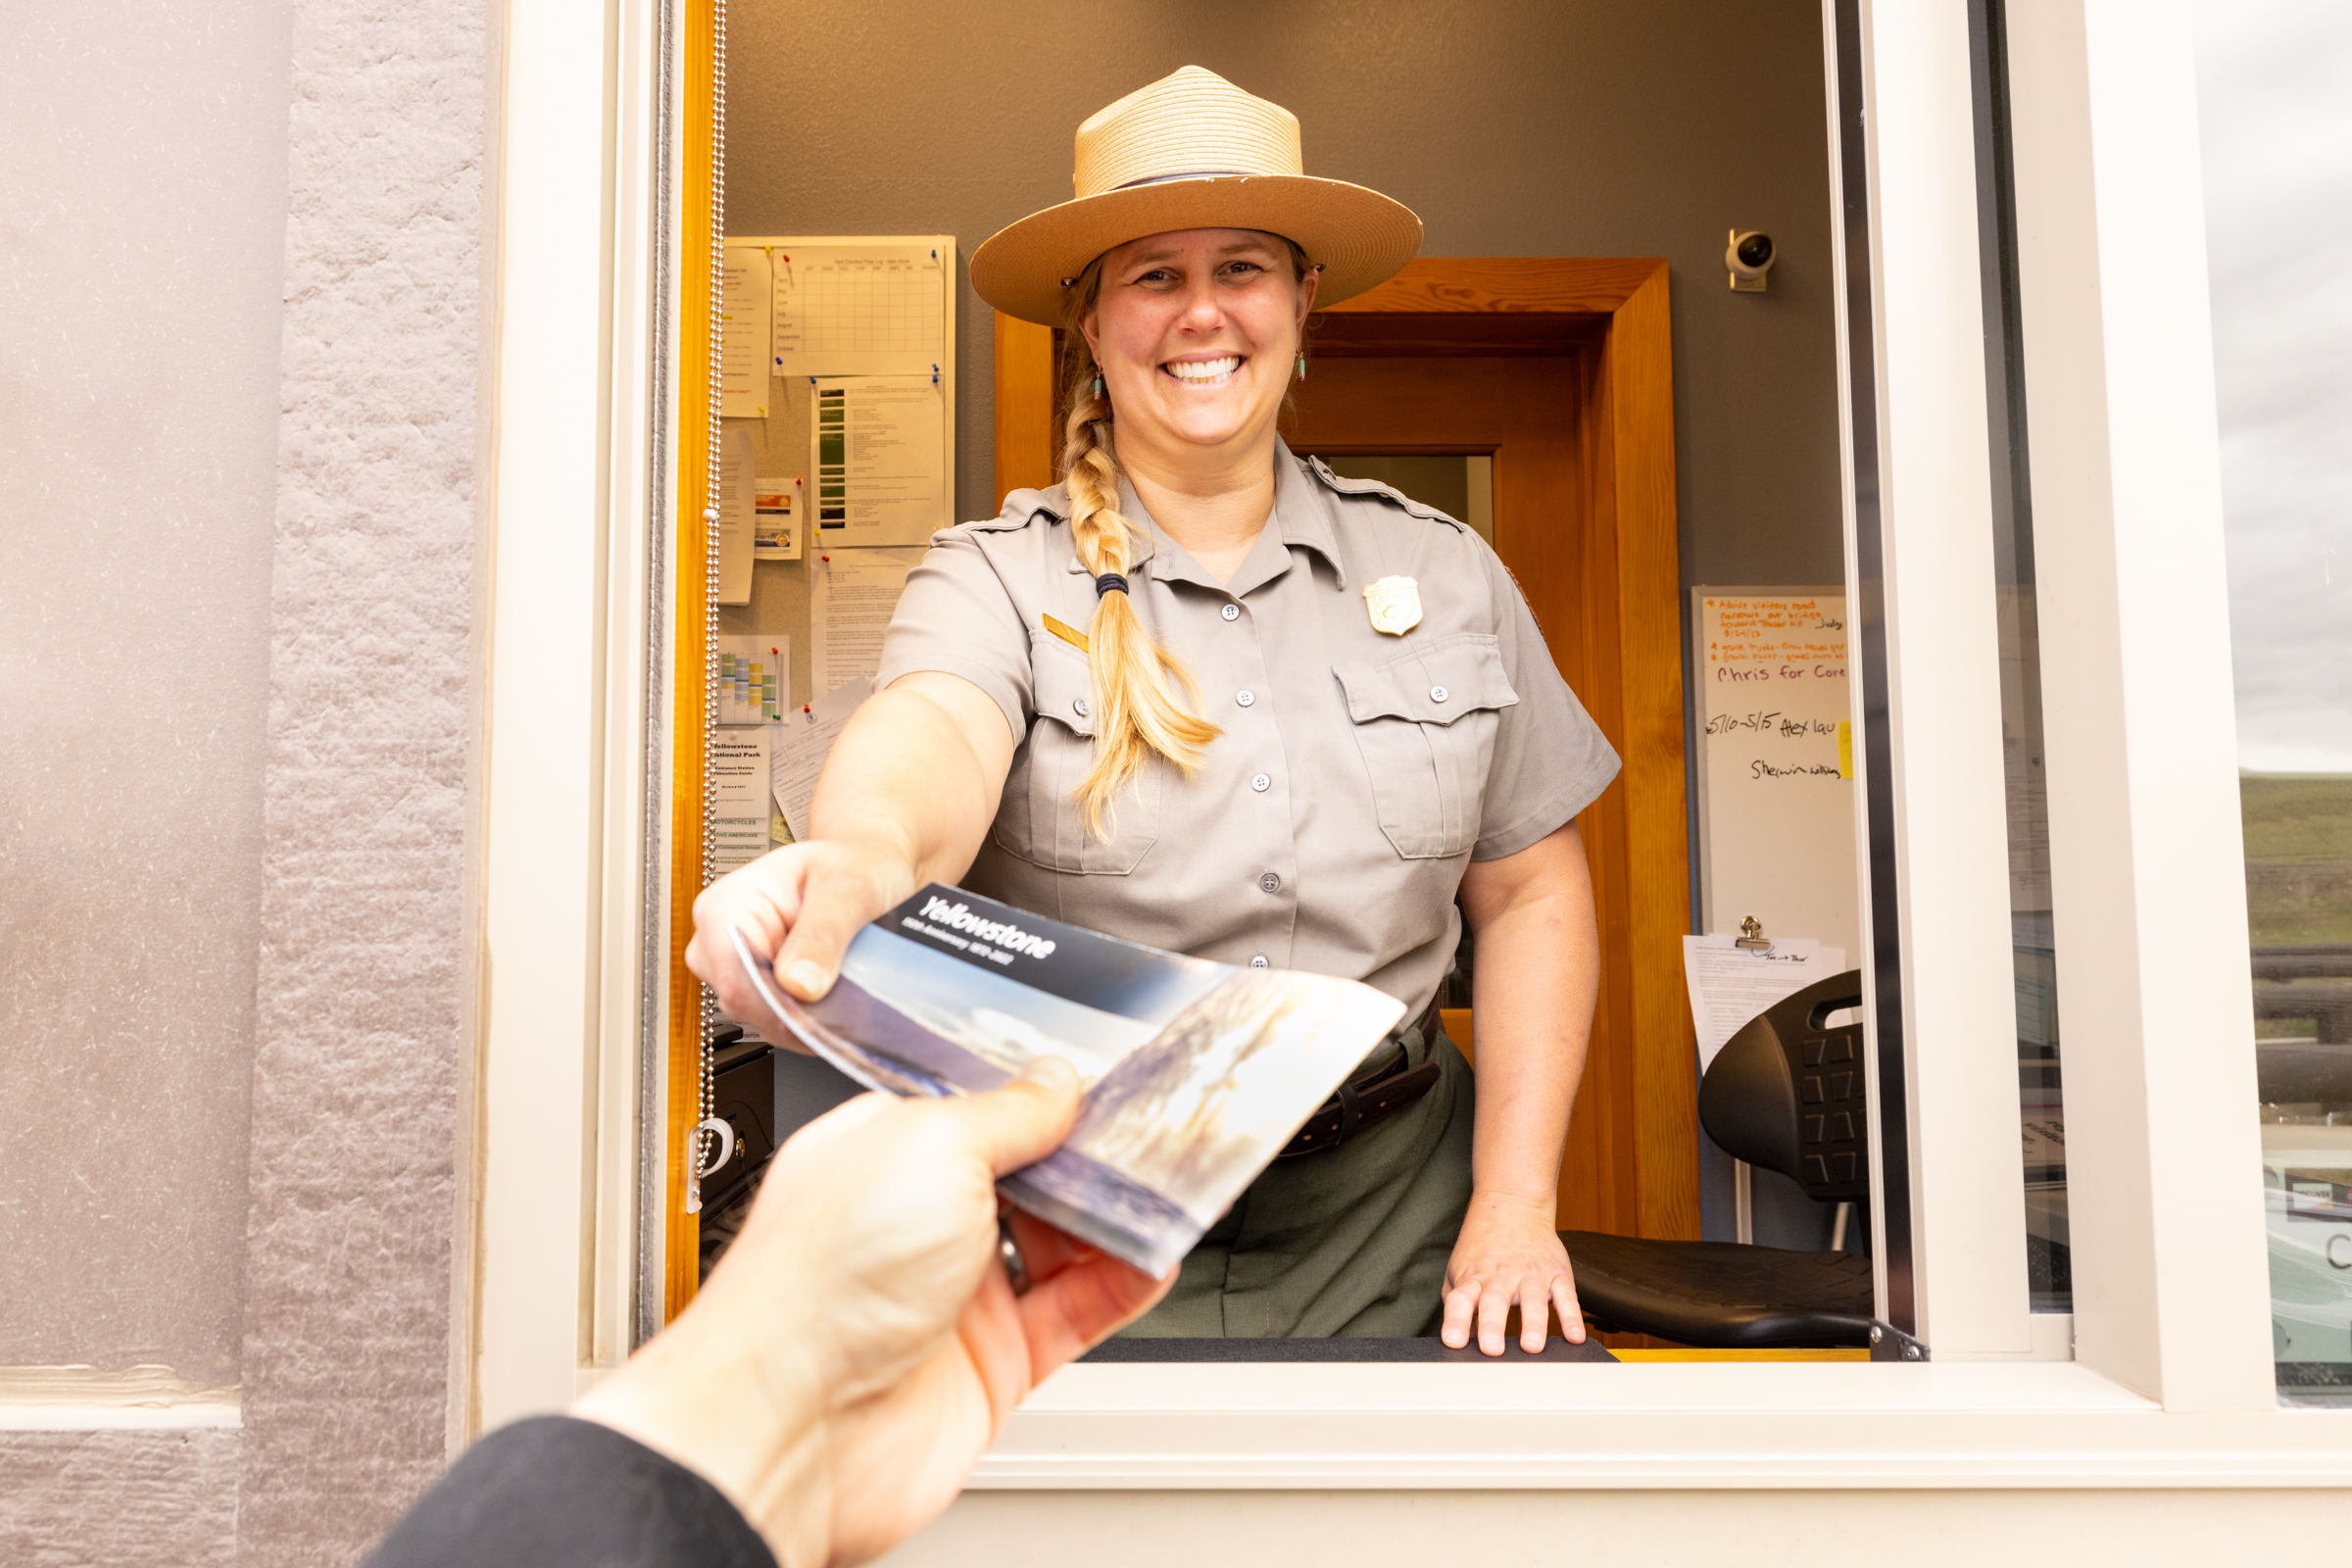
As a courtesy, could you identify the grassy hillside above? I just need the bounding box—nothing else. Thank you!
[2241,772,2352,946]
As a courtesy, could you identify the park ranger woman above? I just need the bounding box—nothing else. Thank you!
[691,66,1619,1355]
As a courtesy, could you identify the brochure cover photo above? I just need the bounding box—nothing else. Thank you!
[729,885,1406,1275]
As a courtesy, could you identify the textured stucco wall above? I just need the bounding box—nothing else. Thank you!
[0,1430,240,1568]
[0,0,292,1380]
[727,0,1846,588]
[232,0,493,1562]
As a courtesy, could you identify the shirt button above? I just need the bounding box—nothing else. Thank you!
[1250,955,1269,969]
[1430,685,1449,703]
[1236,689,1255,708]
[1251,772,1271,792]
[1258,870,1282,894]
[1073,697,1090,717]
[1221,604,1241,622]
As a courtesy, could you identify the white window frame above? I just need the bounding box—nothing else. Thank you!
[468,0,667,1436]
[466,0,2352,1488]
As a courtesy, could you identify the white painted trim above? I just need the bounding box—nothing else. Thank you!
[969,1362,2351,1489]
[587,0,662,1384]
[472,0,662,1435]
[1856,0,2036,1359]
[0,1403,241,1433]
[2003,0,2276,1410]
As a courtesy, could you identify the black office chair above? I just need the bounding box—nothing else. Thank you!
[1561,970,1877,1348]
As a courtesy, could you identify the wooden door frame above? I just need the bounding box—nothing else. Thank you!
[996,258,1696,1242]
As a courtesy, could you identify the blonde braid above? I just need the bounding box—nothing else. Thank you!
[1057,276,1221,838]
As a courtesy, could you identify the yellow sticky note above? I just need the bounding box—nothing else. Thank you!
[1838,720,1854,779]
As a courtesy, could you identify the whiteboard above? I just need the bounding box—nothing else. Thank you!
[1691,588,1861,964]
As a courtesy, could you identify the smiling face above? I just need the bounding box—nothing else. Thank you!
[1078,227,1319,467]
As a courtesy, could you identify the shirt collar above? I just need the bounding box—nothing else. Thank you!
[1055,440,1348,594]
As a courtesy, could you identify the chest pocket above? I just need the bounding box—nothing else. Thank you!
[1333,633,1518,860]
[990,636,1161,874]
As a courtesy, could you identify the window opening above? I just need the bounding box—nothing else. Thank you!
[2189,0,2352,1405]
[659,0,1895,1361]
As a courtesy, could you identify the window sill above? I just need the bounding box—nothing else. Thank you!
[972,1362,2352,1490]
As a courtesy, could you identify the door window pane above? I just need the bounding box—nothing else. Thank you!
[2191,0,2352,1406]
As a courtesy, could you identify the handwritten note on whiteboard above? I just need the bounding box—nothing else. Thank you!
[1691,589,1861,963]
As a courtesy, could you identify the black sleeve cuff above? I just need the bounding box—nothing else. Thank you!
[366,1414,778,1568]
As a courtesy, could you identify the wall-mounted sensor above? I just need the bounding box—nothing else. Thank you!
[1727,229,1776,292]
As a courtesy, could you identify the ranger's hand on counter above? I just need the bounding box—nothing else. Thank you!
[1442,1192,1585,1354]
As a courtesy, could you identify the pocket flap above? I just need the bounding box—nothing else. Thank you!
[1030,635,1097,737]
[1333,634,1517,726]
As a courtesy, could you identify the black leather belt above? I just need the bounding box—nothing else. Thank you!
[1275,998,1445,1159]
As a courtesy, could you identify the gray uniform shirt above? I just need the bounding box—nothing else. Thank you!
[873,441,1621,1016]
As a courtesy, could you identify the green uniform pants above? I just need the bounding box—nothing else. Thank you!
[1121,1022,1474,1339]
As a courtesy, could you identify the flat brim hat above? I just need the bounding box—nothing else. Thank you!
[970,66,1423,326]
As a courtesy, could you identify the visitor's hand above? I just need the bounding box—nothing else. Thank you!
[1441,1191,1584,1354]
[687,834,916,1010]
[573,1059,1171,1567]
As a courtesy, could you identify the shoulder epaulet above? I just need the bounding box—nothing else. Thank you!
[1303,455,1470,532]
[964,484,1069,533]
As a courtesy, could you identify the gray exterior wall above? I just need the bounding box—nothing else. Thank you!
[726,0,1848,589]
[0,0,491,1563]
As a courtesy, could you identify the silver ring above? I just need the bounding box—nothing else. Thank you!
[997,1214,1032,1296]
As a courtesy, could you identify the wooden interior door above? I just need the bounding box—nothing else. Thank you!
[997,260,1696,1244]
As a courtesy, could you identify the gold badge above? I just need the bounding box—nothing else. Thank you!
[1362,575,1423,636]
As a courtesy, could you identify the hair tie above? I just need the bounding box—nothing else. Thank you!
[1094,572,1130,598]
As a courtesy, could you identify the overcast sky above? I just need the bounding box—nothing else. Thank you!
[2191,0,2352,773]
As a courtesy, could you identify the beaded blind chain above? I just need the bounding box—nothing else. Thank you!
[689,0,730,1217]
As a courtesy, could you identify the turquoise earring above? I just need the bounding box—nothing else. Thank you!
[1296,353,1307,381]
[1093,373,1103,397]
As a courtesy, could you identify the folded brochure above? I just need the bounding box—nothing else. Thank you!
[728,885,1406,1277]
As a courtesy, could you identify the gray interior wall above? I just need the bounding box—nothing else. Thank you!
[0,0,295,1382]
[725,0,1847,590]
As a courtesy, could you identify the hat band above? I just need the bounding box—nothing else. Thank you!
[1107,167,1261,191]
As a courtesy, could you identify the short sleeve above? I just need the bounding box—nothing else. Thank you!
[872,527,1035,744]
[1472,550,1622,859]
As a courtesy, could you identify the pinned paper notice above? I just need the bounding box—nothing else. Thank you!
[771,243,946,377]
[810,545,922,696]
[721,246,773,417]
[754,475,802,561]
[1683,934,1848,1069]
[769,678,870,843]
[717,427,757,604]
[711,726,777,877]
[716,636,788,725]
[810,376,947,546]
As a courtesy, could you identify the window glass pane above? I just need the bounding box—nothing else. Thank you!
[2191,0,2352,1406]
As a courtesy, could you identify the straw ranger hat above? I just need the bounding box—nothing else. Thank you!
[969,66,1423,326]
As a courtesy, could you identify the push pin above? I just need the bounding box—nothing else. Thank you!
[1736,915,1773,953]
